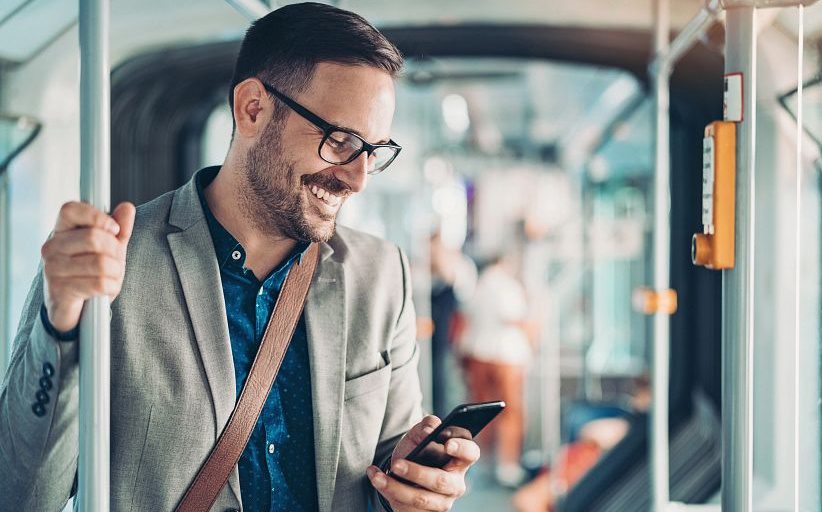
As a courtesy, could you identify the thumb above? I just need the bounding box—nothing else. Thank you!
[111,202,136,243]
[393,415,441,460]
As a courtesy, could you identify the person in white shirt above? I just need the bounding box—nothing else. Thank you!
[460,254,533,487]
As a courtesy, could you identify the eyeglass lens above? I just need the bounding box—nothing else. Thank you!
[320,130,397,173]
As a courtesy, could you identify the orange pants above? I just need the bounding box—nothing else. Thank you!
[463,357,524,466]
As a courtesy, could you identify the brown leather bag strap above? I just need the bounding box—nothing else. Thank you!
[175,243,320,512]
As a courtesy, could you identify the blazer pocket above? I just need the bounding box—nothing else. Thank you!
[344,363,392,401]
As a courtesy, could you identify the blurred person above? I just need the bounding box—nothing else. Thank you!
[429,232,476,418]
[511,377,651,512]
[460,253,534,487]
[0,4,481,511]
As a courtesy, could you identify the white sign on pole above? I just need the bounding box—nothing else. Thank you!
[702,135,715,234]
[724,73,744,122]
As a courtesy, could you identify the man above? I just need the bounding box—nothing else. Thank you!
[0,3,479,511]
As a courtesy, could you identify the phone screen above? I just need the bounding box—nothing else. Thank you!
[404,401,505,468]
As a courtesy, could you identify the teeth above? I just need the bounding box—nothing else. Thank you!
[307,184,341,206]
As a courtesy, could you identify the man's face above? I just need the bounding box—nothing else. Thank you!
[240,62,396,243]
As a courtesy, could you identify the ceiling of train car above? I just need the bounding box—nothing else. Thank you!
[0,0,77,62]
[2,0,820,65]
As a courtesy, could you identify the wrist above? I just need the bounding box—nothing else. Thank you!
[45,301,82,333]
[40,304,80,341]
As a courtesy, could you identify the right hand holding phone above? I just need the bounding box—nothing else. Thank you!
[366,415,480,512]
[41,201,136,333]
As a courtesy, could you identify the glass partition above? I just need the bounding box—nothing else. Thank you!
[0,114,40,378]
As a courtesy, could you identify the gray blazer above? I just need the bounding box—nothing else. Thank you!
[0,172,423,511]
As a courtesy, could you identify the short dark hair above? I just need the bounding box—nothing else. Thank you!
[228,2,404,117]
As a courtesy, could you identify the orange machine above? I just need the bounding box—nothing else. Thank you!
[692,121,736,270]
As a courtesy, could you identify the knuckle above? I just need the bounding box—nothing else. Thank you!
[59,202,74,216]
[435,474,451,493]
[413,494,429,509]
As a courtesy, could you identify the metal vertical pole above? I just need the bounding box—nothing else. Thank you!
[793,6,804,509]
[78,0,111,510]
[0,171,9,375]
[651,0,671,510]
[722,6,757,512]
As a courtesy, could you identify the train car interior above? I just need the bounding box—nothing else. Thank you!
[1,1,821,511]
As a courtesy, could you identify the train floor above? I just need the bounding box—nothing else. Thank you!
[454,459,517,512]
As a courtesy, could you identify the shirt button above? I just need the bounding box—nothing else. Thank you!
[231,250,242,261]
[268,443,275,454]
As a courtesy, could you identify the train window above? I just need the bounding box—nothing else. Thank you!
[754,28,822,510]
[790,64,822,512]
[584,100,652,380]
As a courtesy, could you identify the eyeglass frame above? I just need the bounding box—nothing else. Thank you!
[259,81,402,174]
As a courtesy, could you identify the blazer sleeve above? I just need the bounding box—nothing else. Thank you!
[0,263,79,510]
[369,246,424,510]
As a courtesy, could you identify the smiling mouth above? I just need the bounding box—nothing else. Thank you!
[306,183,343,208]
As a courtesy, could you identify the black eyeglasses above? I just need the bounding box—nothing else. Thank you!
[261,82,402,175]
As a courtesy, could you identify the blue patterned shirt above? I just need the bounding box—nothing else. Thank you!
[196,167,318,512]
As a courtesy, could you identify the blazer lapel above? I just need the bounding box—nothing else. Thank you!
[304,242,347,512]
[165,175,242,504]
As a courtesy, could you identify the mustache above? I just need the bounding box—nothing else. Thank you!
[301,174,351,196]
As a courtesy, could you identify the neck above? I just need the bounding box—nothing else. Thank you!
[205,158,298,279]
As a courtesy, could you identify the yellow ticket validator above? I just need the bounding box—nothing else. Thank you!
[692,121,736,270]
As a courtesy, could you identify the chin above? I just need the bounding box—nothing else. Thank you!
[298,199,339,243]
[300,213,337,243]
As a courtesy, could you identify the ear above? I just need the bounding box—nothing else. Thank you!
[232,78,269,138]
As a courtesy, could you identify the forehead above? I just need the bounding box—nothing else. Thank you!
[299,62,396,142]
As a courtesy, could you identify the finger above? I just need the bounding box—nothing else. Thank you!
[390,459,465,497]
[48,275,122,301]
[441,438,481,472]
[367,466,452,512]
[407,415,442,445]
[45,253,124,280]
[394,415,442,459]
[111,202,136,243]
[55,201,119,235]
[43,228,123,259]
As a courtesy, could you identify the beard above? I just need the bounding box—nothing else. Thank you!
[240,118,349,243]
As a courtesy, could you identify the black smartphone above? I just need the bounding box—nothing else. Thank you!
[399,401,505,470]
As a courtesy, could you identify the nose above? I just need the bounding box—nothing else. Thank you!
[335,152,371,193]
